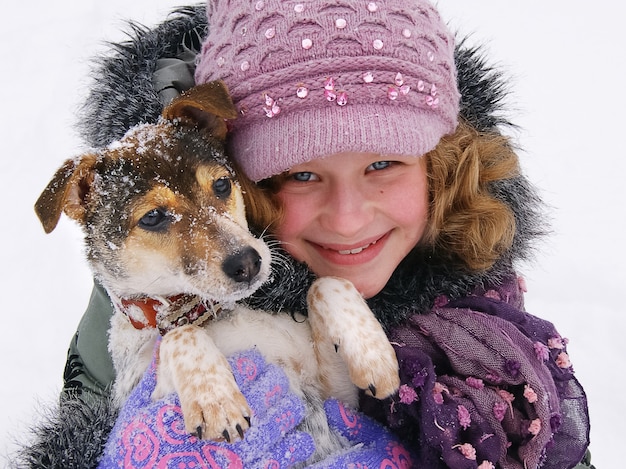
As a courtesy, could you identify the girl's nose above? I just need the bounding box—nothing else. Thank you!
[320,181,374,238]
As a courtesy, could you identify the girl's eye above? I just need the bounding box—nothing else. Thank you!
[291,171,318,182]
[368,161,391,171]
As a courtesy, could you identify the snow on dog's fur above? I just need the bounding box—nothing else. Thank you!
[35,81,399,462]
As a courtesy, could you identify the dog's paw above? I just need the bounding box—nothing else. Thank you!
[308,277,400,400]
[156,325,252,441]
[176,362,252,442]
[342,335,400,399]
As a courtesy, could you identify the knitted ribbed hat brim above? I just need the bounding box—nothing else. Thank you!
[230,103,451,181]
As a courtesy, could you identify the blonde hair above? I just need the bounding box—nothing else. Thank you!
[243,119,519,273]
[423,119,518,271]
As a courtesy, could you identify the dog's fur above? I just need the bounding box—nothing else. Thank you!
[35,82,399,461]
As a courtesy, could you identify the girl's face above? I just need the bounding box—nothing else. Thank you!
[275,152,429,299]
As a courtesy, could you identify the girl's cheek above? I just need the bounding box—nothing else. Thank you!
[276,194,311,236]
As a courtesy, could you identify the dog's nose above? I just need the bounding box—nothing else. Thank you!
[222,247,262,283]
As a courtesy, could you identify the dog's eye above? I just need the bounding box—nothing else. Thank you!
[138,208,170,232]
[213,177,232,199]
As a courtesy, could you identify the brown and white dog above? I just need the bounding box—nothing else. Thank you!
[35,82,399,460]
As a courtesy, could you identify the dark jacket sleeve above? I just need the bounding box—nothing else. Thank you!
[61,282,115,403]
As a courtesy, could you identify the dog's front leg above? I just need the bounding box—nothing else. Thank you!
[308,277,400,403]
[153,324,251,441]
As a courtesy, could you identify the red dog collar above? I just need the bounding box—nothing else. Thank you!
[119,294,221,335]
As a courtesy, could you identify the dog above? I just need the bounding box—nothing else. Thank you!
[35,82,400,460]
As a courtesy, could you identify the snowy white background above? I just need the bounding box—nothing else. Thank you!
[0,1,623,467]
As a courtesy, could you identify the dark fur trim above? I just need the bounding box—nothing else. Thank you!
[8,396,117,469]
[455,38,513,132]
[79,5,207,148]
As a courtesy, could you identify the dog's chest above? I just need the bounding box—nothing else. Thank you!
[206,307,317,382]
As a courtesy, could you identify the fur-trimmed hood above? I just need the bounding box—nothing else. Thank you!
[77,4,546,329]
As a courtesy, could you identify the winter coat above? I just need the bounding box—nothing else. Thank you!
[12,5,591,469]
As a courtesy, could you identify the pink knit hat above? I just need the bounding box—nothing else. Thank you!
[195,0,460,181]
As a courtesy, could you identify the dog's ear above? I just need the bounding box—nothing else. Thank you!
[35,154,98,233]
[162,80,238,141]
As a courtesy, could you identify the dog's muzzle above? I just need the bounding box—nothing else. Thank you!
[222,247,262,284]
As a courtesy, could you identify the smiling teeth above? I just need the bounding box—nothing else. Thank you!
[337,240,377,255]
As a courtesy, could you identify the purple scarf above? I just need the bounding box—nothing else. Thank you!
[362,276,589,469]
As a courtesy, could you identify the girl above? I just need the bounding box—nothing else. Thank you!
[15,1,591,468]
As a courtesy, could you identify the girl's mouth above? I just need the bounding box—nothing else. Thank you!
[337,239,378,255]
[311,233,390,266]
